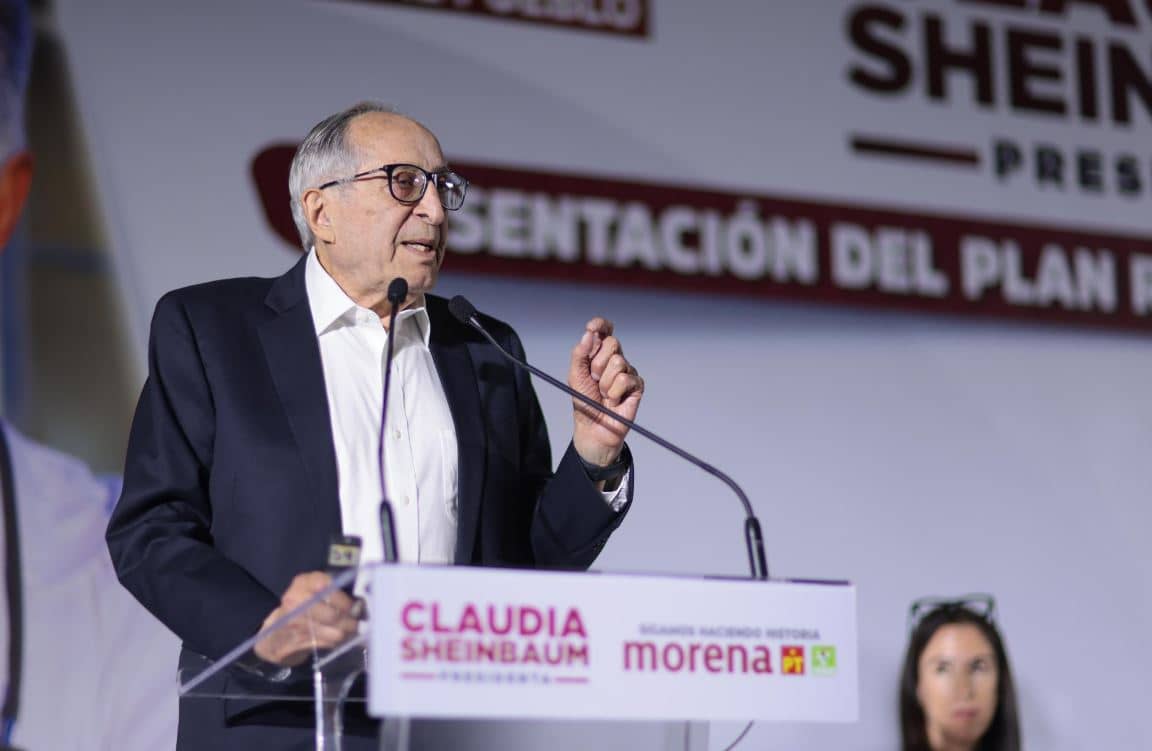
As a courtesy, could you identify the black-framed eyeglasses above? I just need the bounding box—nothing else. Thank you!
[907,593,996,633]
[318,163,468,211]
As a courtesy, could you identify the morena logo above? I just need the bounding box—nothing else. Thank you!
[622,640,773,675]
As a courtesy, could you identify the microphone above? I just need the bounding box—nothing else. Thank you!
[377,277,409,564]
[447,296,770,581]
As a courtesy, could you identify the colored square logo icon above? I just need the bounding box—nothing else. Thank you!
[812,645,837,676]
[782,645,805,675]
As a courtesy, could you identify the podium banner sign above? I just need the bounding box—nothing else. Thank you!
[368,566,857,722]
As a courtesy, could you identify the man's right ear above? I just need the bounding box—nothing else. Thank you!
[302,188,335,245]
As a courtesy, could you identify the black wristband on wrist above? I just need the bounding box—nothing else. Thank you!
[578,444,631,483]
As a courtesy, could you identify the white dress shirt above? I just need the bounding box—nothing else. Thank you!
[305,250,630,570]
[306,251,458,566]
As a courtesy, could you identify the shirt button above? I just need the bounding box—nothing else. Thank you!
[393,429,402,440]
[403,495,411,506]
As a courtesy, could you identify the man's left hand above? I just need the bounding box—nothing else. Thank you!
[568,317,644,468]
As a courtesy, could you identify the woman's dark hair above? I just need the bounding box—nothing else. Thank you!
[899,603,1021,751]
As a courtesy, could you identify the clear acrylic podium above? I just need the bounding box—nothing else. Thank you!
[177,566,387,750]
[178,563,856,751]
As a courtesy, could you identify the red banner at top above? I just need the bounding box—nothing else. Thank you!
[324,0,650,38]
[252,145,1152,334]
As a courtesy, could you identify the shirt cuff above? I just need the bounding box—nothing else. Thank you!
[600,467,631,513]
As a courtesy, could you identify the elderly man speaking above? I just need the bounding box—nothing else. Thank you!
[106,101,644,750]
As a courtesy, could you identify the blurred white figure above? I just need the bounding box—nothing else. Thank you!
[0,1,178,748]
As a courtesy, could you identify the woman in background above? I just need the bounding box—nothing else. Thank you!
[899,595,1021,751]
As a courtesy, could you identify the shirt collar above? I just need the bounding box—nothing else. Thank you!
[304,248,431,345]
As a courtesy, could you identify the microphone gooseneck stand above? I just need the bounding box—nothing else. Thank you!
[446,295,770,581]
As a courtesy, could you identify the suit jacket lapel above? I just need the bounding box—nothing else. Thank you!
[427,297,487,564]
[257,257,342,538]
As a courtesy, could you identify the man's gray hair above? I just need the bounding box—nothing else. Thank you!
[0,0,32,160]
[287,100,397,252]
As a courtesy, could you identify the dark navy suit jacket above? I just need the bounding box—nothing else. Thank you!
[106,256,631,749]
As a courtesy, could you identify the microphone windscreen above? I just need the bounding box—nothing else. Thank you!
[387,277,409,305]
[448,295,479,324]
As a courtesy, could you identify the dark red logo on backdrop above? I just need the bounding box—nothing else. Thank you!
[845,1,1152,198]
[319,0,649,38]
[252,144,1152,334]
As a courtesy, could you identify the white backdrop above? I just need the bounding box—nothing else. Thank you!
[52,1,1152,748]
